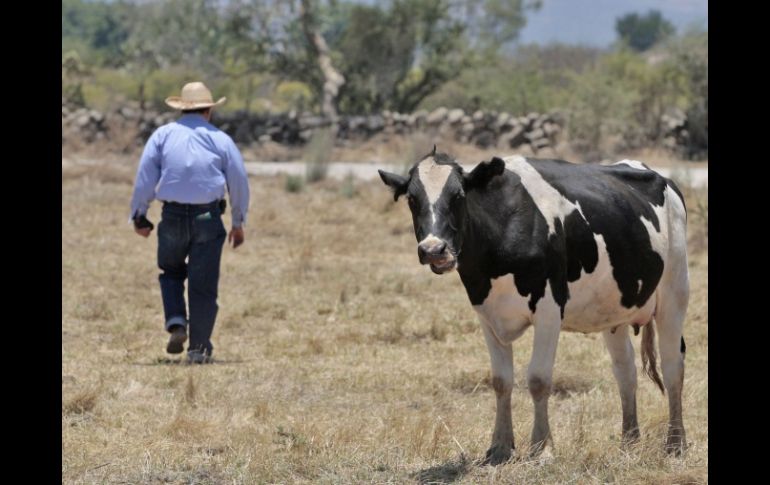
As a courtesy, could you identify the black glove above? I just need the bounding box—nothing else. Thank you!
[133,214,154,230]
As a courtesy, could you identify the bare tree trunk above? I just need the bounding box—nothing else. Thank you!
[299,0,345,124]
[138,80,145,112]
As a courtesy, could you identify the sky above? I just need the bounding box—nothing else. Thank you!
[517,0,708,47]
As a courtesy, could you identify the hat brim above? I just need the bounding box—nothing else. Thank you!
[164,96,227,110]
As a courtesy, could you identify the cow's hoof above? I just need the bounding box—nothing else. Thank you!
[531,446,554,464]
[527,438,550,459]
[482,445,512,466]
[665,430,687,456]
[621,428,641,446]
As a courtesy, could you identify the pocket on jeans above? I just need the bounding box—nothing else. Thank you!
[192,214,226,244]
[157,216,188,269]
[158,216,183,242]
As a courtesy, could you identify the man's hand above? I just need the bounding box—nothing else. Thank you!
[133,214,154,238]
[135,226,152,238]
[228,227,245,248]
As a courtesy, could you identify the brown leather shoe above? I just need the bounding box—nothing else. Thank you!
[166,326,187,354]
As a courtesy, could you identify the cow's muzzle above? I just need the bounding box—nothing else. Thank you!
[418,239,456,274]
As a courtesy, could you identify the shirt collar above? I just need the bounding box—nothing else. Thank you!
[177,113,209,127]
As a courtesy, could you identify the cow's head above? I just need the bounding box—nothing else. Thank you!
[378,148,505,274]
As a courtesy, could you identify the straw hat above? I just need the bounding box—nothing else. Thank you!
[165,82,226,110]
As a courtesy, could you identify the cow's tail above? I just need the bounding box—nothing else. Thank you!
[641,320,665,394]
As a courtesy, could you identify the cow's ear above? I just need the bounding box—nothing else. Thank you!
[378,170,409,201]
[464,157,505,190]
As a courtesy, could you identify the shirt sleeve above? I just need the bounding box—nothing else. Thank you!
[128,131,162,222]
[222,138,250,228]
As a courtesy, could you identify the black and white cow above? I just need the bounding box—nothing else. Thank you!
[379,148,689,464]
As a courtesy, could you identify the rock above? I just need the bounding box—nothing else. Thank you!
[535,113,551,128]
[89,110,104,123]
[119,107,136,119]
[411,110,428,127]
[299,130,314,142]
[531,137,551,150]
[366,115,385,132]
[234,122,253,143]
[501,126,527,148]
[447,108,465,124]
[426,107,448,125]
[347,116,367,132]
[474,130,496,148]
[525,128,545,141]
[663,136,678,149]
[299,116,327,130]
[496,112,511,129]
[543,122,560,137]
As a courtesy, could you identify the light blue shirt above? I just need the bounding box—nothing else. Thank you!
[129,114,250,227]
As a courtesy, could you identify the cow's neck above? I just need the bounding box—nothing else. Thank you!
[456,172,528,303]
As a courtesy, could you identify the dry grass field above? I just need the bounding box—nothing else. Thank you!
[62,157,707,484]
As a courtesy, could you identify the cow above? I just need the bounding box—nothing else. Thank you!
[378,148,689,464]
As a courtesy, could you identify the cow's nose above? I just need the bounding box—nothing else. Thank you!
[418,241,447,261]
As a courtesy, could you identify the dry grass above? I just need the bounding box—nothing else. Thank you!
[63,387,100,416]
[62,157,707,484]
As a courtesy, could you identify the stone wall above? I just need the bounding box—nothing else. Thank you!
[62,98,698,156]
[62,98,565,153]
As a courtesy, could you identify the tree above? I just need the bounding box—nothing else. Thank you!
[665,29,708,158]
[218,0,276,111]
[300,0,346,120]
[615,10,675,52]
[391,0,469,112]
[262,0,541,114]
[62,51,90,107]
[334,3,414,113]
[62,0,133,67]
[60,0,540,115]
[121,0,233,110]
[456,0,542,52]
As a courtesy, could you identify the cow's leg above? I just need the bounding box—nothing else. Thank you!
[527,307,561,456]
[479,318,514,465]
[602,325,639,443]
[648,188,690,456]
[655,277,689,455]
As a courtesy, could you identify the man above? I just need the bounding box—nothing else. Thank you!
[129,81,250,364]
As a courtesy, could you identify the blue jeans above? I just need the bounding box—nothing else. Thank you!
[157,201,226,355]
